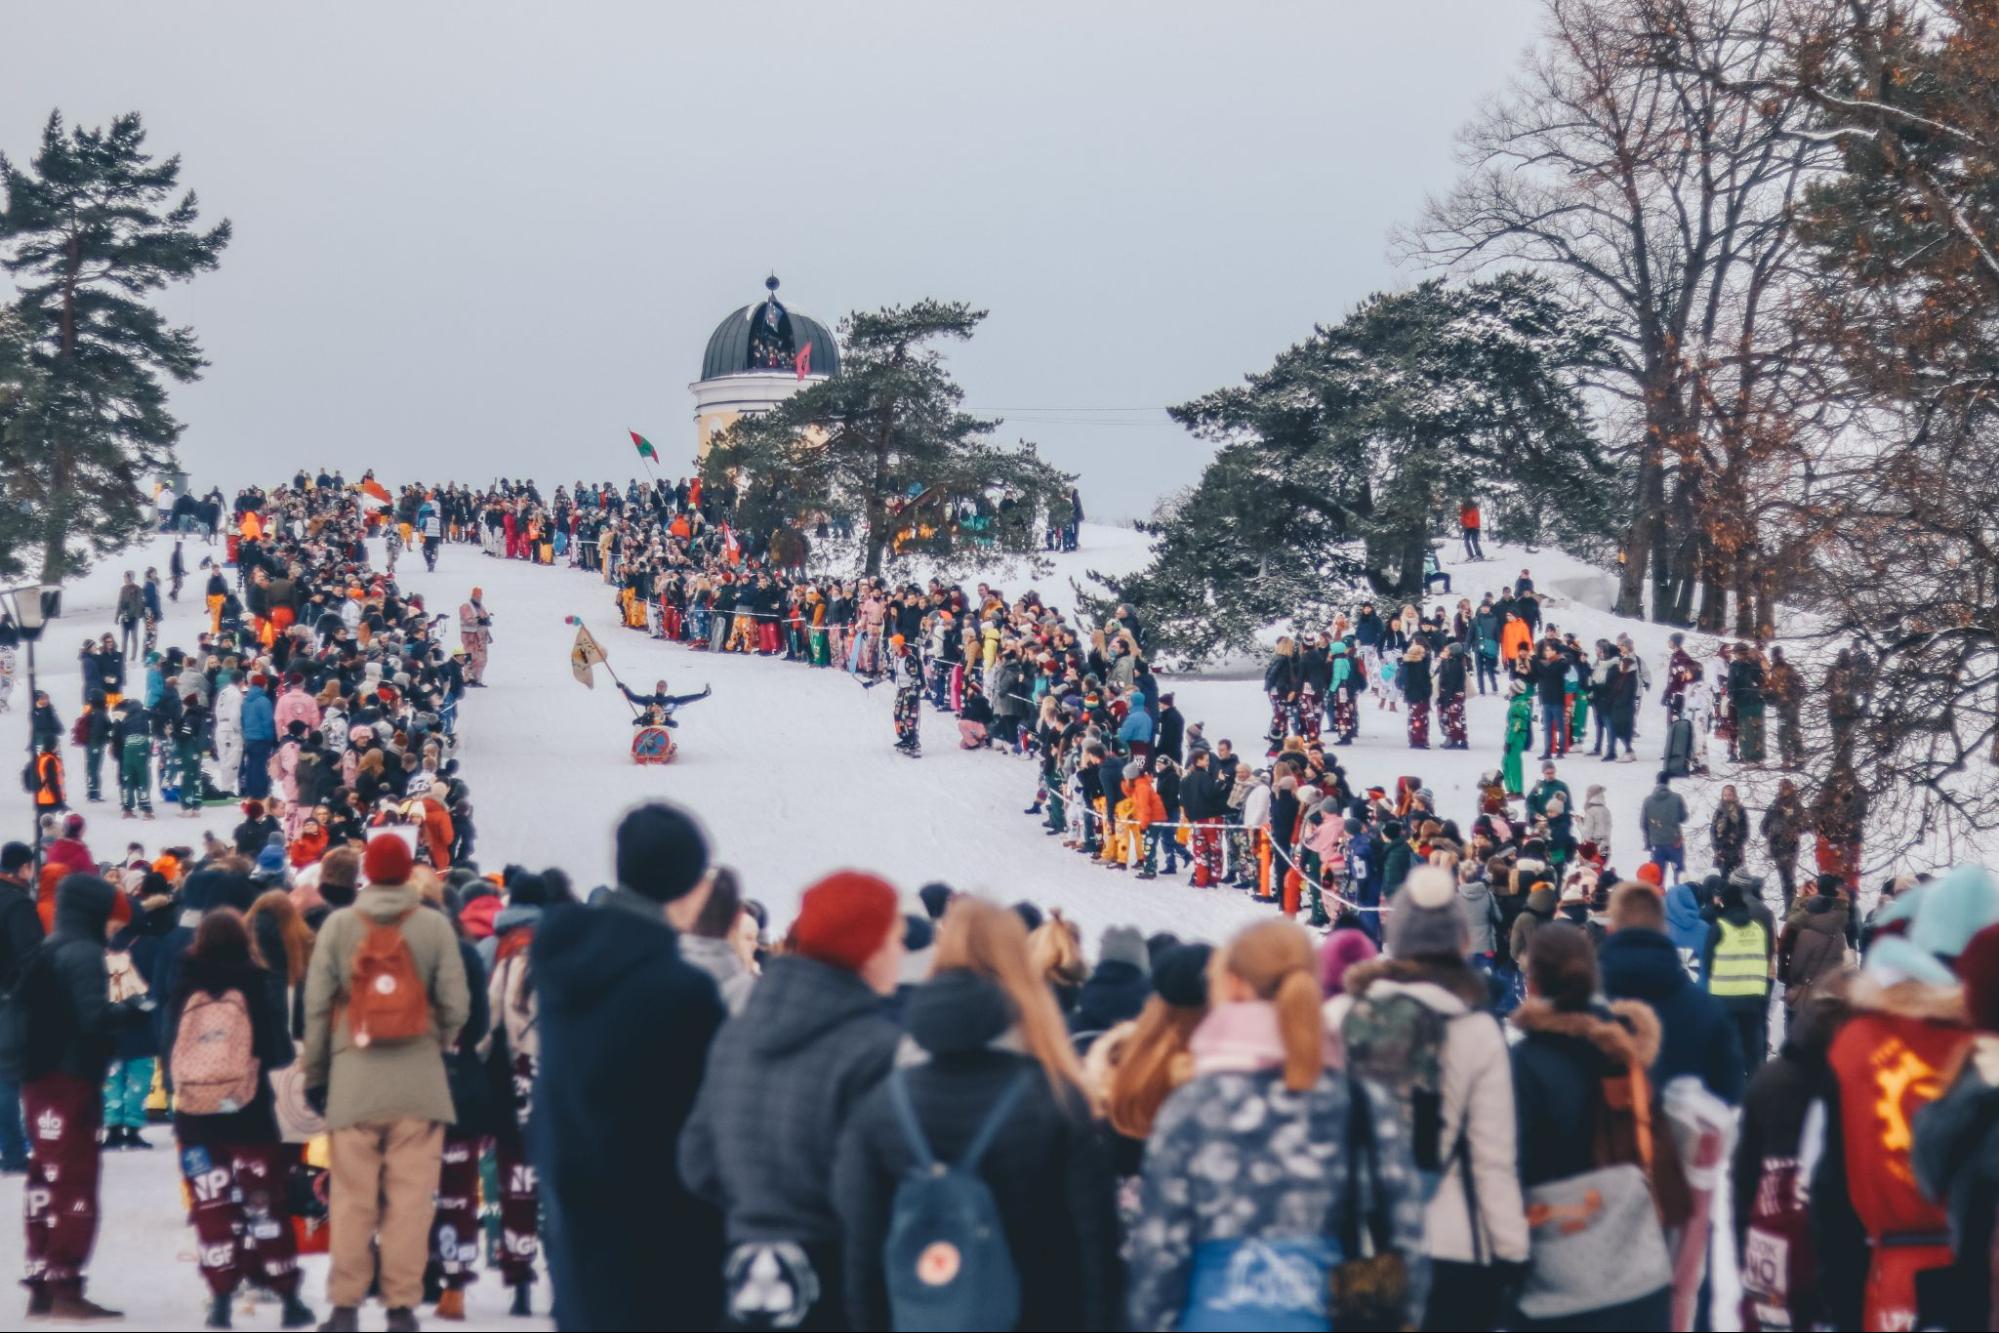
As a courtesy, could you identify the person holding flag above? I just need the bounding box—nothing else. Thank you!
[618,679,713,730]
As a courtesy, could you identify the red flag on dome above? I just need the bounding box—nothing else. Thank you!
[795,344,812,380]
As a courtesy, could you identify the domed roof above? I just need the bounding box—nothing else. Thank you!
[699,277,840,382]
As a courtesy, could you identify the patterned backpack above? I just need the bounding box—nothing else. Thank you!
[171,989,260,1115]
[1341,989,1452,1175]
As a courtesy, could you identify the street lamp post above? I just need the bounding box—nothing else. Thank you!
[3,583,59,873]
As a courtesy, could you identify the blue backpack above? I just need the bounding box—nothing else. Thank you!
[884,1067,1031,1332]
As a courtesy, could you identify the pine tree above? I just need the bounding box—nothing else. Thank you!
[0,111,230,582]
[1092,275,1610,661]
[701,299,1072,577]
[0,305,40,579]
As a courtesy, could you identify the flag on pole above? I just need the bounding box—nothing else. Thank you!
[721,523,742,565]
[794,344,812,380]
[564,616,606,688]
[630,430,658,462]
[360,477,392,504]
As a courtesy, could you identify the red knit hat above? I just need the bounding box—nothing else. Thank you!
[791,871,900,973]
[363,833,414,887]
[1635,862,1664,888]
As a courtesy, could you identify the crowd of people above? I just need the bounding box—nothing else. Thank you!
[1,467,1987,1333]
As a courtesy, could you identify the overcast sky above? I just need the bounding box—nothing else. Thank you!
[3,0,1543,519]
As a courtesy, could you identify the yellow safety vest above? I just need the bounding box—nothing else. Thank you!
[1708,917,1769,997]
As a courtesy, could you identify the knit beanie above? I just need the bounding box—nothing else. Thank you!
[363,832,414,887]
[1635,861,1664,888]
[614,802,709,903]
[1151,943,1213,1009]
[1388,865,1469,960]
[1319,928,1380,998]
[791,871,900,972]
[1098,925,1149,974]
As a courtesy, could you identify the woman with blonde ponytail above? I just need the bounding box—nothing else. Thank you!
[1126,920,1428,1332]
[833,899,1120,1329]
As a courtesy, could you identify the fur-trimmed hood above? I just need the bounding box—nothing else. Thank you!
[1342,955,1490,1011]
[1510,997,1662,1070]
[1844,971,1967,1026]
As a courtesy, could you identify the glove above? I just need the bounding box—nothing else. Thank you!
[304,1084,329,1117]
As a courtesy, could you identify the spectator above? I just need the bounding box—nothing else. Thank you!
[300,834,470,1333]
[532,801,728,1331]
[681,870,904,1330]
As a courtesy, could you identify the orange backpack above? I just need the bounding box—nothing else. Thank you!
[345,911,431,1048]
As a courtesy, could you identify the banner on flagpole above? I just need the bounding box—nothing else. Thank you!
[565,617,607,688]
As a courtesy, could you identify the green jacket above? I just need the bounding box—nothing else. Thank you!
[302,883,470,1130]
[1505,696,1533,750]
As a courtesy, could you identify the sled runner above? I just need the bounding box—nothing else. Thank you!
[632,725,677,765]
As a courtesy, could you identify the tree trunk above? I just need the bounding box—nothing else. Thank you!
[1732,547,1757,640]
[1617,449,1662,618]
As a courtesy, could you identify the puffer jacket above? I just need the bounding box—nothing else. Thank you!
[834,971,1122,1330]
[7,874,134,1084]
[679,955,899,1246]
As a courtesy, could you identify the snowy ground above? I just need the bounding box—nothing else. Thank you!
[0,520,1774,1328]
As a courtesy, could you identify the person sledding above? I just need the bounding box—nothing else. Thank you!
[619,678,712,729]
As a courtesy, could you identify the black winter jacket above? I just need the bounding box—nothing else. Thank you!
[531,892,726,1331]
[15,875,139,1084]
[834,971,1122,1330]
[680,954,900,1247]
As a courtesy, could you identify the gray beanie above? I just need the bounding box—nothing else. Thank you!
[1124,760,1146,782]
[1387,865,1469,960]
[1099,925,1150,974]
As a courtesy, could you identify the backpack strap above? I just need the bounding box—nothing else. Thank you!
[887,1068,938,1172]
[959,1069,1035,1174]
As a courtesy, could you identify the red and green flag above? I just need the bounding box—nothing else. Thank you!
[629,430,658,462]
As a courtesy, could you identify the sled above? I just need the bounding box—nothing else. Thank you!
[632,725,677,765]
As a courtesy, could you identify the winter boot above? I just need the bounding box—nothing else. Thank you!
[207,1288,234,1329]
[386,1309,421,1333]
[434,1288,465,1320]
[26,1285,52,1317]
[46,1284,123,1321]
[509,1286,532,1318]
[317,1309,360,1333]
[280,1293,316,1329]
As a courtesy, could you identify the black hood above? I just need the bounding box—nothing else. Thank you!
[739,955,892,1059]
[1071,959,1150,1035]
[1596,927,1690,1002]
[906,969,1015,1057]
[54,873,117,943]
[532,900,680,1013]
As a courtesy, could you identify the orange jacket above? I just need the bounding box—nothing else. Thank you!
[419,799,455,871]
[1125,775,1167,829]
[1500,618,1533,663]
